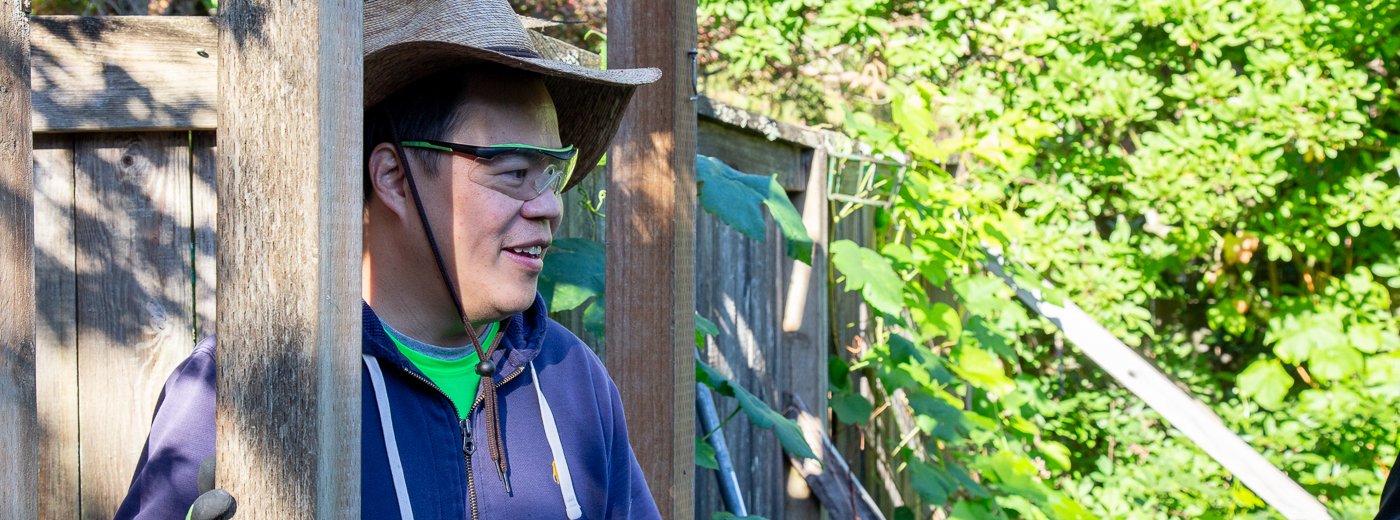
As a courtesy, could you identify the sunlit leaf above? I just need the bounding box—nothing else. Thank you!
[696,155,814,263]
[830,240,905,316]
[1237,359,1292,410]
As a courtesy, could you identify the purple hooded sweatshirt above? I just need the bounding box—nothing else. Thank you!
[114,296,661,519]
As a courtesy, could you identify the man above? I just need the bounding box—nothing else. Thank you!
[113,0,662,517]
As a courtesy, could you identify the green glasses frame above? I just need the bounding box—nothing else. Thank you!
[400,139,579,200]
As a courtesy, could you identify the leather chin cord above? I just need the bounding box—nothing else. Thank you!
[384,112,513,494]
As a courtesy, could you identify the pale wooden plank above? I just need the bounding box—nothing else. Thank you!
[216,0,362,515]
[777,149,828,519]
[34,133,80,520]
[984,254,1331,519]
[29,16,218,133]
[191,131,215,339]
[72,131,196,520]
[0,0,39,516]
[606,0,698,514]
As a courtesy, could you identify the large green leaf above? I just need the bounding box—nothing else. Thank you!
[1237,358,1293,410]
[540,238,605,313]
[830,390,874,425]
[907,459,954,505]
[697,359,817,459]
[696,436,719,470]
[950,345,1015,396]
[1309,343,1364,382]
[830,240,905,316]
[696,155,814,263]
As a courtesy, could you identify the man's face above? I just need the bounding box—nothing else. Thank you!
[414,75,564,322]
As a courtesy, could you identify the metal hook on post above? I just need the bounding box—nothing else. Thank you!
[688,49,700,101]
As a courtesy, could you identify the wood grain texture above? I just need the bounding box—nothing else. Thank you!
[694,205,784,519]
[72,132,196,520]
[0,0,38,516]
[693,121,831,519]
[34,133,79,520]
[985,255,1331,519]
[529,31,601,69]
[27,15,580,134]
[697,119,806,191]
[606,0,698,514]
[776,148,828,519]
[191,132,215,339]
[29,16,218,133]
[216,0,362,515]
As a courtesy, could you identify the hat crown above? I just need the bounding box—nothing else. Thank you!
[365,0,538,58]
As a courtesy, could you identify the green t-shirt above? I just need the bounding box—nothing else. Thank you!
[384,322,499,420]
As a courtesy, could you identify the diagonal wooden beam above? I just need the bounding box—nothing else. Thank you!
[984,253,1330,520]
[0,0,38,516]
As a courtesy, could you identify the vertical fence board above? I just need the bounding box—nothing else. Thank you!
[693,123,826,519]
[73,131,196,519]
[216,0,363,514]
[34,133,79,520]
[192,131,216,339]
[0,0,38,515]
[606,0,698,514]
[777,148,828,519]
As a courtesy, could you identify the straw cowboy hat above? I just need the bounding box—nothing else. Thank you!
[364,0,661,190]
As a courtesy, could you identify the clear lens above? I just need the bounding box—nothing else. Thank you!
[467,151,573,200]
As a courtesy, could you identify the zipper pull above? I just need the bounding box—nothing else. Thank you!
[462,417,474,455]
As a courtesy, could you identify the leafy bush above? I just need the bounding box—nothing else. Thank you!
[702,0,1400,517]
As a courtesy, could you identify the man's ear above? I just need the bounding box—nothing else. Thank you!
[368,143,412,218]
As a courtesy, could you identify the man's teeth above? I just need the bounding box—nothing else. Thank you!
[510,246,544,257]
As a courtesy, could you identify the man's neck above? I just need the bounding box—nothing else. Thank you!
[363,253,496,347]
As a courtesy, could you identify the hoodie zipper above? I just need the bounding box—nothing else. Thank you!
[464,364,526,520]
[392,361,526,520]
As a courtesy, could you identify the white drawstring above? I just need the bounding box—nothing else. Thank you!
[531,361,582,519]
[364,354,416,520]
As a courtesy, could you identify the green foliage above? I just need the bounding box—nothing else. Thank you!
[697,359,817,460]
[544,156,819,489]
[696,436,720,470]
[704,0,1400,516]
[696,155,814,263]
[830,239,905,316]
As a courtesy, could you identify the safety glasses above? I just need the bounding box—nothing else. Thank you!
[400,139,578,200]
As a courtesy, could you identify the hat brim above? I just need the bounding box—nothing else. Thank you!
[366,41,661,191]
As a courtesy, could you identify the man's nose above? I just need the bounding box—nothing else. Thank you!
[521,188,563,222]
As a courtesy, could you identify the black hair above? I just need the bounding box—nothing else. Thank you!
[363,63,546,202]
[363,68,474,201]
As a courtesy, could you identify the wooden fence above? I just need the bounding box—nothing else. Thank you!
[33,130,216,519]
[22,13,858,518]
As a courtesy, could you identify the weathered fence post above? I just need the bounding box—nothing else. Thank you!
[606,0,698,514]
[0,0,36,516]
[216,0,362,515]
